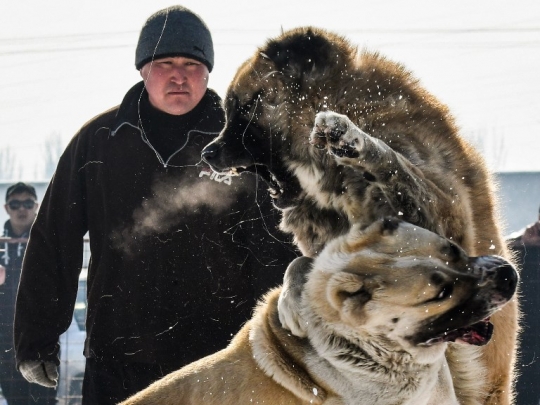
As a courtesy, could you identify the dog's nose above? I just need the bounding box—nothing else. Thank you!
[469,256,519,298]
[476,262,518,300]
[492,264,519,297]
[201,142,219,163]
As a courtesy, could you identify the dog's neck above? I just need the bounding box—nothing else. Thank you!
[304,322,459,405]
[251,290,459,405]
[309,322,432,374]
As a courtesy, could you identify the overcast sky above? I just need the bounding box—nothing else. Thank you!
[1,0,539,179]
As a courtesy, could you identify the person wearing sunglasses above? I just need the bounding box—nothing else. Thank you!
[1,182,57,404]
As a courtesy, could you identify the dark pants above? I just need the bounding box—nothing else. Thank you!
[0,344,57,405]
[82,358,177,405]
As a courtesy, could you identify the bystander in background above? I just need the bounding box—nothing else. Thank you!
[507,205,540,405]
[0,182,57,404]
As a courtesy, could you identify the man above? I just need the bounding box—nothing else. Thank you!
[507,205,540,405]
[1,182,57,404]
[14,6,296,405]
[507,205,540,248]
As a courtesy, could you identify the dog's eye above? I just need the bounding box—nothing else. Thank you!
[435,285,453,301]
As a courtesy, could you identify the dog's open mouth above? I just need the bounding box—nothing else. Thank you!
[420,318,493,347]
[214,161,301,209]
[224,164,284,198]
[226,163,302,204]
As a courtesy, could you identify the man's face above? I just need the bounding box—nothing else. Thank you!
[140,56,210,115]
[4,191,38,233]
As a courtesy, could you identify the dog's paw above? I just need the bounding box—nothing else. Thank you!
[309,111,364,158]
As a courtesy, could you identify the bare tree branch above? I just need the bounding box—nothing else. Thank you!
[0,146,20,180]
[42,132,64,179]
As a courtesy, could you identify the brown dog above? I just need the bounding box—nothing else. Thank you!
[200,27,519,405]
[120,218,518,405]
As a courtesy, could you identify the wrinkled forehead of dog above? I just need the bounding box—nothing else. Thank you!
[317,217,467,273]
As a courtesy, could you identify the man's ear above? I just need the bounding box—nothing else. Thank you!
[139,64,149,81]
[3,204,8,215]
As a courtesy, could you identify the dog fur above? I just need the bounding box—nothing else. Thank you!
[200,27,519,405]
[120,218,518,405]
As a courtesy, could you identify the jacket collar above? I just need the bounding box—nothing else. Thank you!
[3,220,30,239]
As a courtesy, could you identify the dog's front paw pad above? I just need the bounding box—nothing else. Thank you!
[310,112,348,148]
[311,112,362,158]
[326,121,349,145]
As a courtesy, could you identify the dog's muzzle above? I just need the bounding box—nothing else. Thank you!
[468,256,518,299]
[201,141,224,171]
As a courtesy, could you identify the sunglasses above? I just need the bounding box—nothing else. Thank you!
[7,199,36,210]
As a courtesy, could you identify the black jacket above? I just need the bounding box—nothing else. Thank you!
[14,82,297,367]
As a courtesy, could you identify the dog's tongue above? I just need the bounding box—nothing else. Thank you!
[423,319,493,346]
[453,320,493,345]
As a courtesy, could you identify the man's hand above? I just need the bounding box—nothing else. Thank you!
[19,360,59,388]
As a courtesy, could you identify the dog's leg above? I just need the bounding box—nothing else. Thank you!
[482,298,518,405]
[310,111,471,247]
[277,256,313,337]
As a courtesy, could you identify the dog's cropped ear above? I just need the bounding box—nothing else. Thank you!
[263,28,347,82]
[282,257,313,294]
[327,272,379,323]
[278,257,314,337]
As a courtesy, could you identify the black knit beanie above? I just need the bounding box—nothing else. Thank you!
[135,6,214,72]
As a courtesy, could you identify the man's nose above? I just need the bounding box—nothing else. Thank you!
[171,67,188,82]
